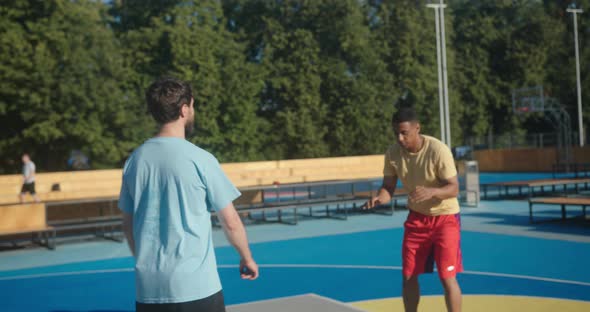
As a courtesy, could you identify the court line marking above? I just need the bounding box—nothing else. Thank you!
[350,294,590,304]
[1,264,589,287]
[225,292,367,311]
[224,293,316,307]
[307,293,369,312]
[0,268,133,281]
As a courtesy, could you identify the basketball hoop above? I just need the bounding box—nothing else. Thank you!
[512,85,545,114]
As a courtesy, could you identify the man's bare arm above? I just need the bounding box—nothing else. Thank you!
[122,212,135,257]
[410,176,459,203]
[218,203,259,280]
[363,175,398,209]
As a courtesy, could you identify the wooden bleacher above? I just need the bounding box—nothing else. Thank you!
[0,155,383,205]
[0,169,122,205]
[0,170,126,248]
[224,155,383,187]
[0,203,55,249]
[0,154,386,248]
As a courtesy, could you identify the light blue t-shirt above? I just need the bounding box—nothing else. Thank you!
[118,137,241,304]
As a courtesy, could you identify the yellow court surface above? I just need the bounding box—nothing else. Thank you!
[352,295,590,312]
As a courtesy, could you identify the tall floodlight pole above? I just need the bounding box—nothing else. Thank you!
[567,7,584,147]
[431,5,446,144]
[439,0,451,148]
[427,1,451,147]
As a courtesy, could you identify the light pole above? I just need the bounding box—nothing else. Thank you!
[567,6,584,147]
[427,1,451,147]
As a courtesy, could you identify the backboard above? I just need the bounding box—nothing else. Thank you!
[512,85,545,114]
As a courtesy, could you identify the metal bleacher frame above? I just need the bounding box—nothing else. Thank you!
[212,178,408,226]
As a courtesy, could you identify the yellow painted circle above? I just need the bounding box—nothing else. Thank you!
[351,295,590,312]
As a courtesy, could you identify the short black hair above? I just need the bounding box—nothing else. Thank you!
[145,77,193,124]
[391,107,419,125]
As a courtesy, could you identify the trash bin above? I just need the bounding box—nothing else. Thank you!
[457,160,479,207]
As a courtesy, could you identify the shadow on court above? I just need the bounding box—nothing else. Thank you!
[467,211,590,235]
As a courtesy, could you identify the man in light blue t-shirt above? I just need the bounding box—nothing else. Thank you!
[119,77,258,312]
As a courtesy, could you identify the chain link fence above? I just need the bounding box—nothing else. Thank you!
[466,132,583,150]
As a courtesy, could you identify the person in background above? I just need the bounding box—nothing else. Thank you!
[19,153,40,203]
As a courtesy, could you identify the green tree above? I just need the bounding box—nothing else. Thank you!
[373,1,457,141]
[262,22,328,158]
[0,0,152,173]
[111,0,268,162]
[310,0,396,155]
[452,1,511,141]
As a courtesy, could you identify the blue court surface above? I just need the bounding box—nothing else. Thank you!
[1,173,589,311]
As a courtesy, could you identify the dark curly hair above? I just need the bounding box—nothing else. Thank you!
[392,106,419,125]
[145,77,193,124]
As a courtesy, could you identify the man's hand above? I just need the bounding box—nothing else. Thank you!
[409,186,437,203]
[219,203,258,280]
[240,257,259,280]
[362,176,397,210]
[362,196,383,210]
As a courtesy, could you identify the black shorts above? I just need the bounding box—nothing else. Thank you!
[21,182,36,195]
[136,290,225,312]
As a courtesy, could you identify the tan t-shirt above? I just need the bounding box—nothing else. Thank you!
[383,135,460,216]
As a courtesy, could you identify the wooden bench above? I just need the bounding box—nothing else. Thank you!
[0,203,55,249]
[482,178,590,199]
[528,197,590,223]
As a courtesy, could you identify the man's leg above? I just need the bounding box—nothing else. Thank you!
[433,214,463,312]
[19,183,28,203]
[402,212,432,312]
[31,192,40,203]
[30,183,40,203]
[441,276,462,312]
[402,275,420,312]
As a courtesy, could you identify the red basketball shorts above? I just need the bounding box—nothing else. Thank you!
[402,210,462,279]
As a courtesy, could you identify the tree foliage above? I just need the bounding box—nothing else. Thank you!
[1,0,588,173]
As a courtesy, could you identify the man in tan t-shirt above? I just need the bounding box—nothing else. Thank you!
[364,107,462,312]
